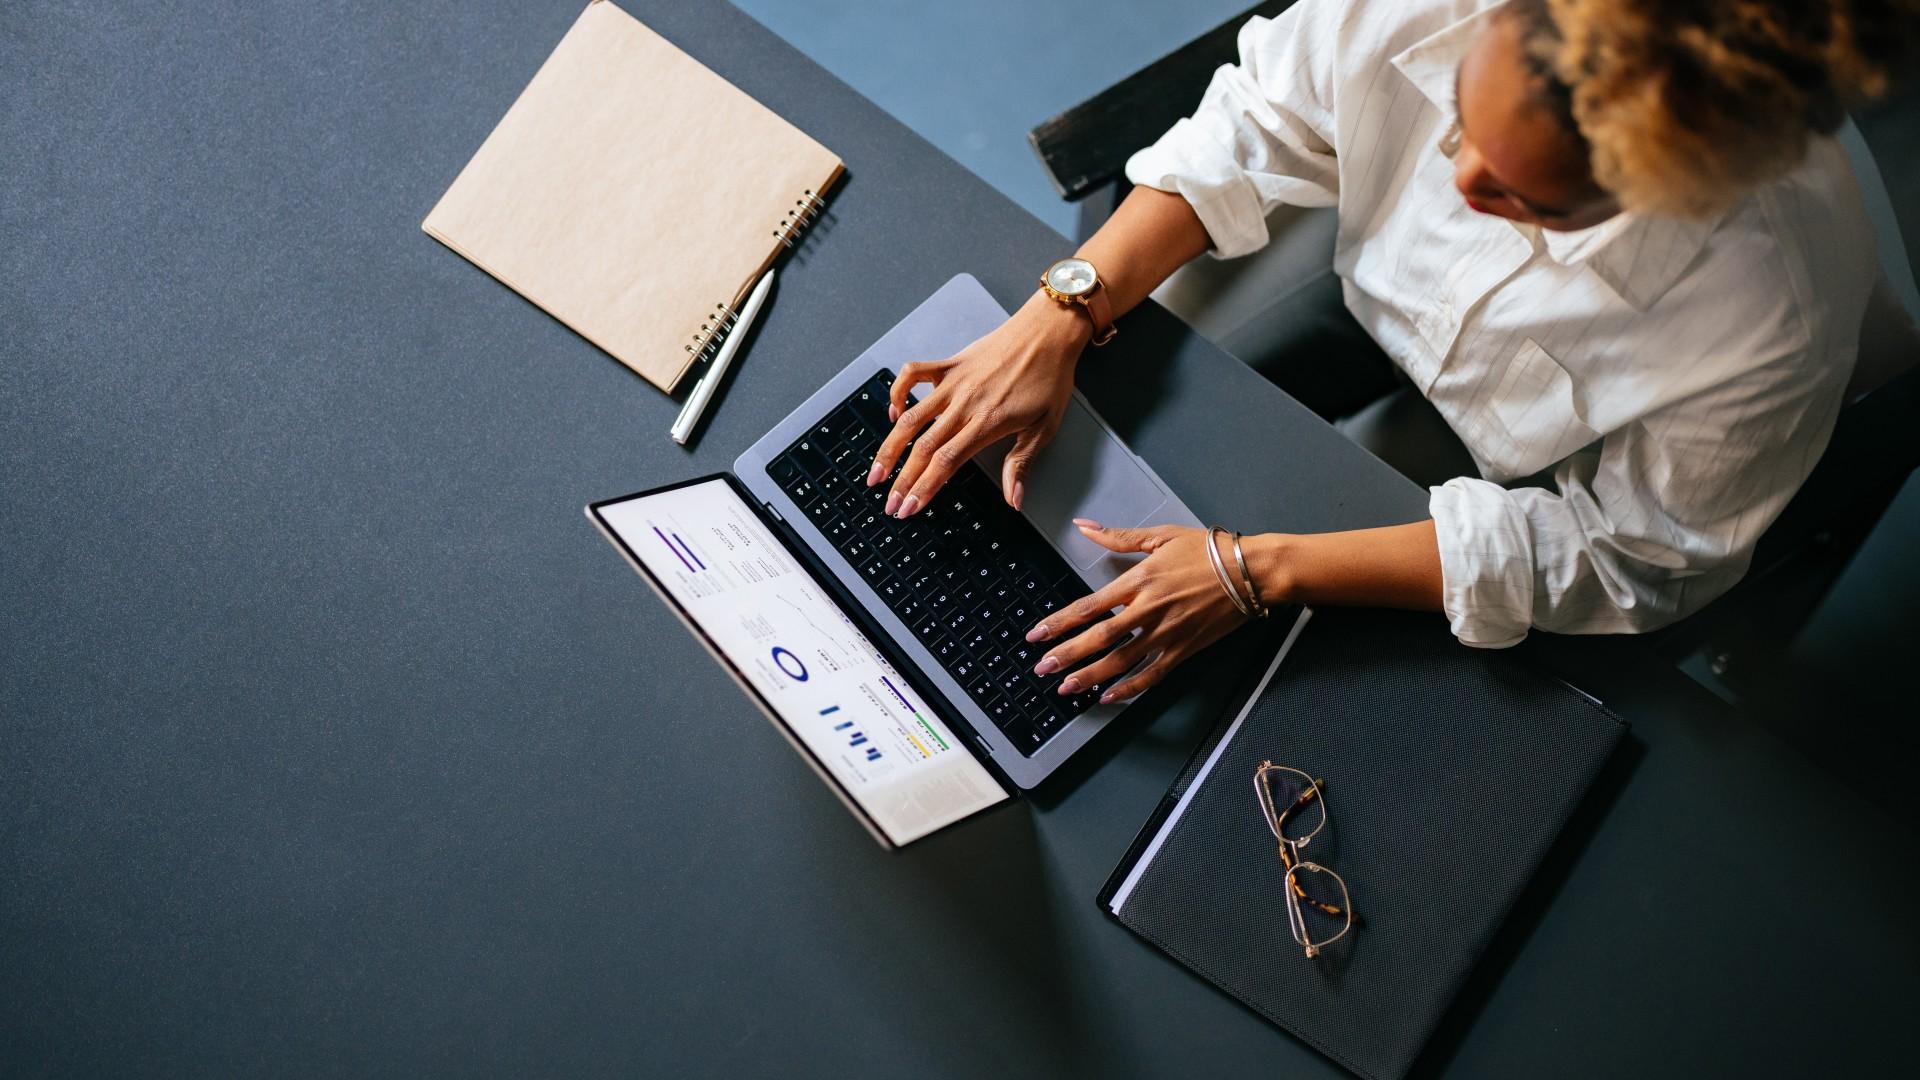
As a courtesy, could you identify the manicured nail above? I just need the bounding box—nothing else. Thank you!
[1034,656,1060,676]
[1073,518,1103,530]
[1010,480,1024,511]
[888,404,899,423]
[898,495,920,518]
[1058,677,1082,695]
[1026,623,1052,642]
[1099,689,1119,705]
[866,462,885,487]
[884,492,901,516]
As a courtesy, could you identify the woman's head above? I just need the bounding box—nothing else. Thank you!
[1453,0,1917,229]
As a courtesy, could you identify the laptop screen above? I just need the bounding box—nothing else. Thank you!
[592,477,1008,846]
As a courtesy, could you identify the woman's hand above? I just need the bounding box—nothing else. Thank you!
[866,291,1091,517]
[1027,521,1264,704]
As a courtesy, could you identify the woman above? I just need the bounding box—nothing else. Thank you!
[866,0,1916,704]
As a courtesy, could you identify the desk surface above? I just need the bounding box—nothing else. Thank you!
[3,1,1914,1075]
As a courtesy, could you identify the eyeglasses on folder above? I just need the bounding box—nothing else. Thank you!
[1254,761,1355,959]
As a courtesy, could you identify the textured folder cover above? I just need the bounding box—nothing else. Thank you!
[423,0,844,391]
[1102,608,1625,1080]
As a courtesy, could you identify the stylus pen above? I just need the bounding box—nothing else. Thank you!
[671,268,775,445]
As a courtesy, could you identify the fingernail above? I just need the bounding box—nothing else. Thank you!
[884,492,901,516]
[898,495,920,518]
[888,404,899,423]
[1026,623,1051,642]
[1011,480,1024,511]
[1058,677,1082,695]
[1034,656,1060,675]
[1073,518,1103,530]
[1099,689,1119,705]
[866,462,885,487]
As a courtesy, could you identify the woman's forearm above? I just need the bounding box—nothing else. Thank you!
[1073,186,1214,318]
[1243,520,1446,613]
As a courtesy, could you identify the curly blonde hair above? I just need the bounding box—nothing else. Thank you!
[1520,0,1918,218]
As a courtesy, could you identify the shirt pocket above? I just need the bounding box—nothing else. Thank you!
[1483,339,1599,478]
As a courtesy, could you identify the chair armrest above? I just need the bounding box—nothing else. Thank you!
[1027,0,1295,202]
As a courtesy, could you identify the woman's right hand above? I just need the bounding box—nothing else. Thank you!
[866,290,1092,517]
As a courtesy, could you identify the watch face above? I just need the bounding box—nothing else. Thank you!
[1045,258,1097,297]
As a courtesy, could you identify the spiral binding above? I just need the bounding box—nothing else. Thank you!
[684,300,739,365]
[772,188,826,250]
[685,188,828,363]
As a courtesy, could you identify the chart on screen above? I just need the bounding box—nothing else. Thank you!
[598,479,1006,843]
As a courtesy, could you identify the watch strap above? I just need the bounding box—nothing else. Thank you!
[1083,284,1116,346]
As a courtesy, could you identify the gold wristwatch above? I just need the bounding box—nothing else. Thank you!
[1040,257,1117,346]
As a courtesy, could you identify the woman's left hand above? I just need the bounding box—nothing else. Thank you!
[1027,520,1261,704]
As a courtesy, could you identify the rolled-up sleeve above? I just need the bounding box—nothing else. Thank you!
[1428,351,1847,647]
[1124,2,1346,258]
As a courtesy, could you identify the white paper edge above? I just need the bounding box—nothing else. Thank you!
[1109,606,1314,915]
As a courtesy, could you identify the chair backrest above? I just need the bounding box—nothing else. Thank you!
[1838,118,1920,401]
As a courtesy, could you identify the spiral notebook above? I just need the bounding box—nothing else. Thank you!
[1100,608,1626,1079]
[423,0,844,392]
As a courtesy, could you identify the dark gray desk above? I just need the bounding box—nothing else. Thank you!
[3,2,1914,1075]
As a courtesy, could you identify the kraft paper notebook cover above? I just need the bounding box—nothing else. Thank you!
[1100,607,1626,1080]
[423,0,844,392]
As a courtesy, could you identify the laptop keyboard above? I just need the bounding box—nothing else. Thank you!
[766,369,1110,757]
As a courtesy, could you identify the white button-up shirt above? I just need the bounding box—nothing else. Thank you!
[1126,0,1875,646]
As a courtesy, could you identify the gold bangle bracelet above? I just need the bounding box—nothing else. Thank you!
[1231,531,1269,618]
[1206,526,1254,618]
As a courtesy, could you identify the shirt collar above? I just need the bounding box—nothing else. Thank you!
[1388,0,1722,311]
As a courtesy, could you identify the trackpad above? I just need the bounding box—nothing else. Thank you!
[976,398,1168,575]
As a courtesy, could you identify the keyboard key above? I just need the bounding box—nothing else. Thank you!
[785,477,818,505]
[768,456,802,486]
[890,546,921,576]
[789,440,833,479]
[967,673,997,703]
[912,614,943,640]
[995,667,1025,698]
[860,557,890,582]
[1009,640,1041,671]
[1002,714,1043,754]
[850,383,891,428]
[985,695,1023,731]
[895,594,924,622]
[961,625,991,656]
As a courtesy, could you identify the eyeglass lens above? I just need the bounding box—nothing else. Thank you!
[1263,768,1326,846]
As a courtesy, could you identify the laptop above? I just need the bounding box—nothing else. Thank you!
[587,274,1201,845]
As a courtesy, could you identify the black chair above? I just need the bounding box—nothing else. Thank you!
[1027,3,1920,683]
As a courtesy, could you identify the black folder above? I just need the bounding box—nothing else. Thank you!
[1100,607,1625,1080]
